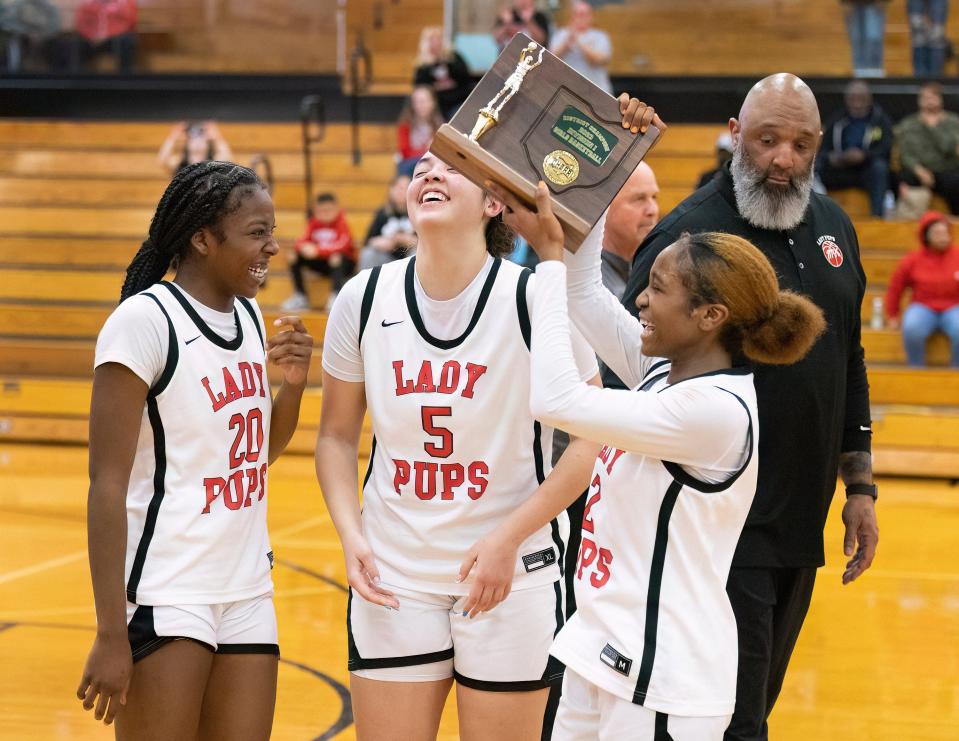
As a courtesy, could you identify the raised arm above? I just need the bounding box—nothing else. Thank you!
[563,211,655,388]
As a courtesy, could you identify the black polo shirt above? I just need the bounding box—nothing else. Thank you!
[615,166,871,568]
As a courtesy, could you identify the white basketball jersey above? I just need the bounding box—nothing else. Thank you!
[123,282,274,605]
[550,364,758,717]
[358,256,566,595]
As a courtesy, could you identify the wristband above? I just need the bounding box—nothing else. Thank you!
[845,483,877,500]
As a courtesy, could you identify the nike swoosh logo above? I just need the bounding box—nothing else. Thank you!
[381,320,404,327]
[185,335,201,345]
[860,425,872,432]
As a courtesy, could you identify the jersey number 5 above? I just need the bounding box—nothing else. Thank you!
[421,406,453,458]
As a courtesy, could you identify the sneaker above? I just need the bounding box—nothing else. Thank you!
[280,292,309,311]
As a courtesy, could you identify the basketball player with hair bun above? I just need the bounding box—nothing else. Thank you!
[76,161,313,740]
[483,180,825,739]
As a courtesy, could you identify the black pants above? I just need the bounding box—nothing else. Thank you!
[724,566,817,741]
[68,32,137,73]
[901,167,959,215]
[290,255,355,296]
[819,157,890,216]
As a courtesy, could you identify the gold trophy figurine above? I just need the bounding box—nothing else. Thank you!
[469,42,545,143]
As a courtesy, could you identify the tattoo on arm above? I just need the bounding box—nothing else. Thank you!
[838,451,873,486]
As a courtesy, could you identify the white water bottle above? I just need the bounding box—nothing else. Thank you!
[870,296,884,329]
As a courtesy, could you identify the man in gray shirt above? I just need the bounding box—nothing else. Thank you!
[600,161,660,299]
[549,1,613,94]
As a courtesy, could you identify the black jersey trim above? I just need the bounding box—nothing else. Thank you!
[516,267,533,350]
[454,670,560,692]
[216,643,280,656]
[358,266,382,344]
[346,588,455,670]
[654,711,675,741]
[661,365,752,388]
[643,359,670,381]
[236,296,264,347]
[141,293,179,396]
[124,297,177,603]
[533,419,566,577]
[126,394,167,603]
[158,281,243,350]
[404,256,502,349]
[661,389,755,493]
[362,436,377,490]
[633,479,682,706]
[638,371,669,392]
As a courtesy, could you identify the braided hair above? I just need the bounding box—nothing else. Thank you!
[120,161,265,301]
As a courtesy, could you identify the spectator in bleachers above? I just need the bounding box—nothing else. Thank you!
[282,193,356,312]
[895,82,959,215]
[157,121,233,177]
[601,161,660,297]
[0,0,61,72]
[817,79,893,217]
[413,26,471,120]
[549,1,612,94]
[884,210,959,366]
[69,0,137,73]
[395,85,444,178]
[493,0,550,49]
[358,174,416,270]
[841,0,888,77]
[696,132,734,189]
[908,0,950,77]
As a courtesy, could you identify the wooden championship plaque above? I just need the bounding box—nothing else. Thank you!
[430,33,662,251]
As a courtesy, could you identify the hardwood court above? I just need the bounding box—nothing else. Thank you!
[1,443,956,739]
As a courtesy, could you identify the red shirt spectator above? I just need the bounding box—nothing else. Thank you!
[75,0,137,42]
[885,211,959,319]
[296,211,355,261]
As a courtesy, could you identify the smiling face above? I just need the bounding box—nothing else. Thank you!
[407,152,502,237]
[195,186,278,301]
[634,242,717,360]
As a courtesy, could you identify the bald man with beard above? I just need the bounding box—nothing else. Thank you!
[614,74,879,740]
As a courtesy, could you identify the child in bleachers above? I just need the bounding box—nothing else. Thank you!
[358,174,416,270]
[282,193,356,312]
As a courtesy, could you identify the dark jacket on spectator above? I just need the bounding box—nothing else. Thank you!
[817,103,893,172]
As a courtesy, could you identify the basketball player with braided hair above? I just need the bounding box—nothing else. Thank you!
[76,161,313,739]
[481,181,825,739]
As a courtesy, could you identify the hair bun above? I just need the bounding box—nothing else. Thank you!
[741,290,826,365]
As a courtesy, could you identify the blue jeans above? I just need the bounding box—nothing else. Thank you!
[901,303,959,366]
[908,0,949,76]
[845,4,886,74]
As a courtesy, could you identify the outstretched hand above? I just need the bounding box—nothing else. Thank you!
[486,180,565,262]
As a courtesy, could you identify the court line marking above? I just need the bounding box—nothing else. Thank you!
[277,559,349,593]
[0,550,86,585]
[280,657,353,741]
[0,622,353,740]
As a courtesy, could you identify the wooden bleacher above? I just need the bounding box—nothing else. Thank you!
[0,120,955,478]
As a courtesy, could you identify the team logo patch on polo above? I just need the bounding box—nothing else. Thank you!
[600,643,633,676]
[522,547,557,573]
[817,235,844,268]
